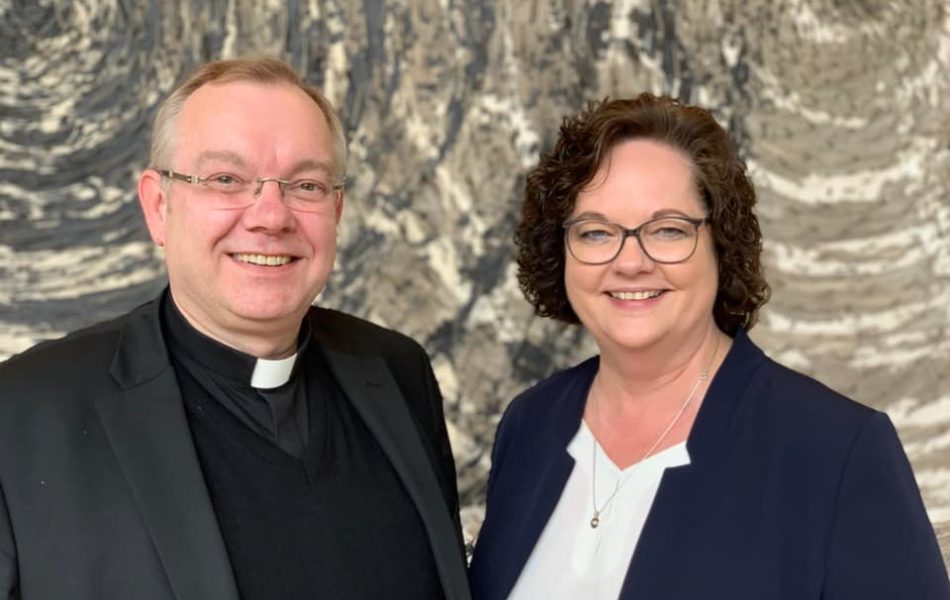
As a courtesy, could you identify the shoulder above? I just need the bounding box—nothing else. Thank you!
[505,357,597,419]
[721,330,876,436]
[306,306,426,358]
[736,337,948,594]
[715,333,895,489]
[0,303,154,445]
[493,356,597,454]
[747,345,877,436]
[0,308,138,392]
[305,307,439,410]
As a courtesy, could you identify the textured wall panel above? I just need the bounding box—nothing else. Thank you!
[1,0,947,565]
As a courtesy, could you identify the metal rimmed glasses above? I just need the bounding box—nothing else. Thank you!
[563,215,708,265]
[156,169,344,213]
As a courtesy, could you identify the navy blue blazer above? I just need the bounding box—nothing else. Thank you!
[469,330,949,599]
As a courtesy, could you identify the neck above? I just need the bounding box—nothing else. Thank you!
[172,299,300,359]
[585,325,729,468]
[594,324,728,411]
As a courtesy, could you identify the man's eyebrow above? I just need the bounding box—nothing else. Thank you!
[288,159,335,177]
[192,154,337,178]
[195,151,249,170]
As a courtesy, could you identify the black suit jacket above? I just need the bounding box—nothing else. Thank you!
[0,295,471,600]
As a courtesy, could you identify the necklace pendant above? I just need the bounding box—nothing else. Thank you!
[590,513,600,529]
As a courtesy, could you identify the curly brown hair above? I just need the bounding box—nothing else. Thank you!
[516,94,770,335]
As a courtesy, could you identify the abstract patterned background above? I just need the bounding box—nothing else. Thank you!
[1,0,948,565]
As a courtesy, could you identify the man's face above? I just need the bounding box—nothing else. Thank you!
[139,81,343,356]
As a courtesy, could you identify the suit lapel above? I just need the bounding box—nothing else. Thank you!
[617,330,767,598]
[489,359,594,599]
[497,448,575,597]
[96,299,239,600]
[322,349,472,600]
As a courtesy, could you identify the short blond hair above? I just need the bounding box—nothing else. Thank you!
[149,58,346,183]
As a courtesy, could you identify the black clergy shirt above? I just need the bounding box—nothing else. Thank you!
[162,294,311,456]
[160,292,445,600]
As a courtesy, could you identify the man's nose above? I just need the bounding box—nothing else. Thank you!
[242,178,295,230]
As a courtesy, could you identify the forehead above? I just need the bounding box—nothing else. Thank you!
[574,138,702,218]
[173,80,333,168]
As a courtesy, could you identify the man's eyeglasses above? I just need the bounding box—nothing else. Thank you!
[156,169,344,213]
[563,215,707,265]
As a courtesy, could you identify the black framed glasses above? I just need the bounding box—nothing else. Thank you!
[563,215,707,265]
[156,169,344,213]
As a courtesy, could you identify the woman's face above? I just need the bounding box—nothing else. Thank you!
[564,139,719,357]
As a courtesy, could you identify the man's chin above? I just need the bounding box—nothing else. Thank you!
[228,303,309,325]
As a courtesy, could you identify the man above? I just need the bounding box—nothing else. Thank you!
[0,58,471,600]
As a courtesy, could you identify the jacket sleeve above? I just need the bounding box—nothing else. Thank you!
[418,346,461,527]
[822,412,949,599]
[0,480,18,599]
[483,394,522,507]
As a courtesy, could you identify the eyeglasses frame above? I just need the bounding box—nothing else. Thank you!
[562,215,708,265]
[155,169,345,208]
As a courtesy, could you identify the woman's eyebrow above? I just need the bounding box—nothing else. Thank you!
[571,211,610,221]
[651,208,693,218]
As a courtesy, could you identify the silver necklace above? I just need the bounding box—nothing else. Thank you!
[589,337,720,529]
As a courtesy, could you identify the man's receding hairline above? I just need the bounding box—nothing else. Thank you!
[186,79,333,122]
[171,81,342,174]
[150,59,347,182]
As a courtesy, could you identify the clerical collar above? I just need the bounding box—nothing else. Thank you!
[251,355,297,389]
[161,291,311,389]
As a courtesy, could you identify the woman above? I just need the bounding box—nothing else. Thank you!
[468,95,948,599]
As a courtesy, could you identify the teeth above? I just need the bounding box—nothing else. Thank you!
[610,290,663,300]
[234,253,292,266]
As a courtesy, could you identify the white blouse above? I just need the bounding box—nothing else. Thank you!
[507,421,690,600]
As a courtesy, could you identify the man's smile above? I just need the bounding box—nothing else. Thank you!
[232,253,296,266]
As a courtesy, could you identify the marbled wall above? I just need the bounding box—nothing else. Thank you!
[1,0,948,565]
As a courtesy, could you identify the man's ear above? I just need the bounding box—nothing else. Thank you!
[138,169,168,246]
[334,191,345,224]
